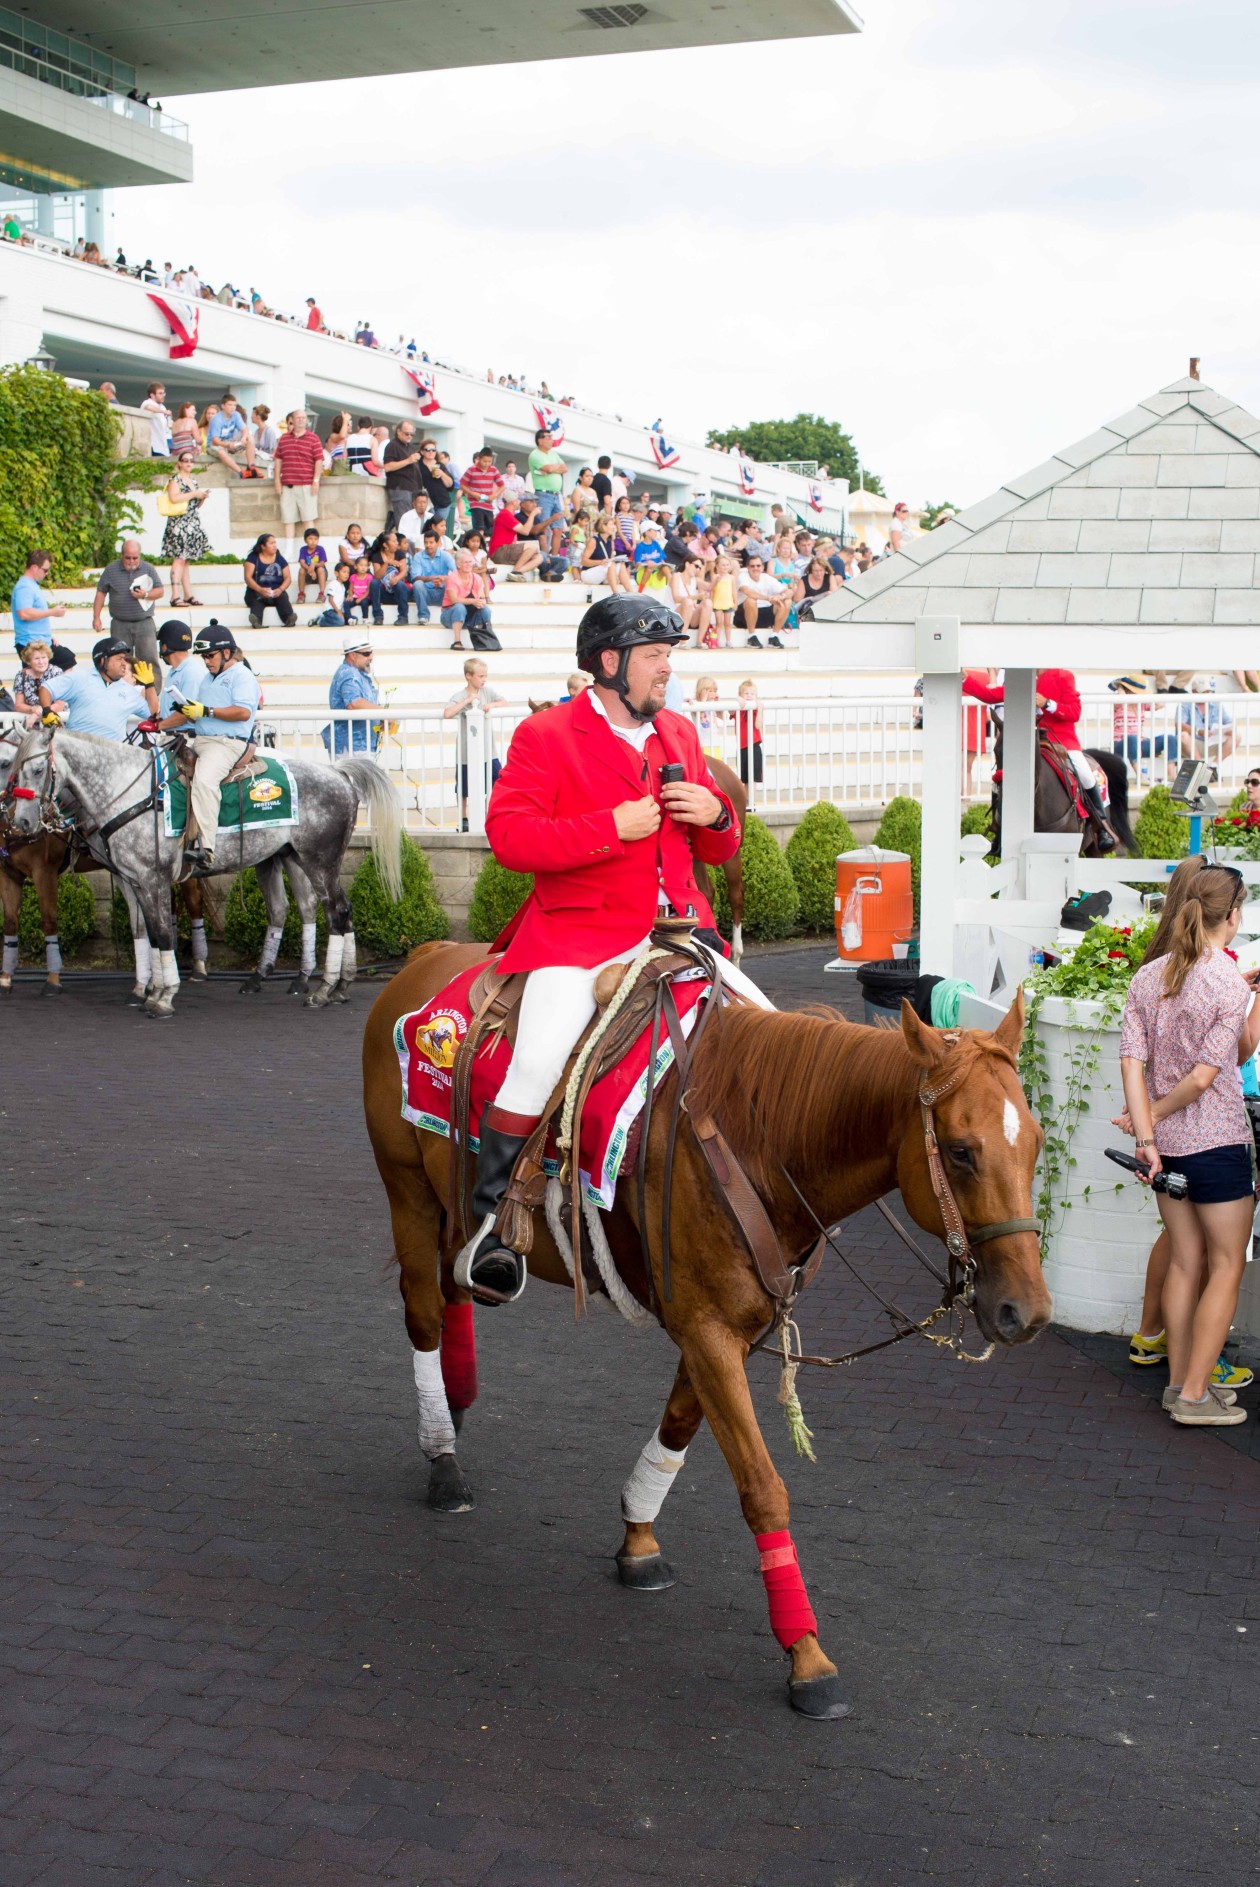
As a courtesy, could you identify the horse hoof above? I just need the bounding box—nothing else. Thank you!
[287,975,310,998]
[615,1549,676,1592]
[332,978,352,1004]
[190,962,209,981]
[426,1454,473,1513]
[40,980,62,996]
[128,985,147,1007]
[788,1674,852,1720]
[239,974,263,996]
[305,986,333,1009]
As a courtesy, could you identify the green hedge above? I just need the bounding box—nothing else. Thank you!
[18,872,96,959]
[785,802,857,933]
[468,856,533,943]
[960,801,993,842]
[0,367,138,600]
[1134,785,1189,861]
[874,796,922,916]
[223,868,329,960]
[349,834,449,957]
[709,813,799,941]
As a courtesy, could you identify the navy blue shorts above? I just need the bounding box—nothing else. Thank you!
[1160,1142,1254,1205]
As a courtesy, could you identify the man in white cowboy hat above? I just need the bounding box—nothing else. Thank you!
[327,632,381,755]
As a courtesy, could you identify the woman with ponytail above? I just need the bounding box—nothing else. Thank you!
[1120,864,1260,1424]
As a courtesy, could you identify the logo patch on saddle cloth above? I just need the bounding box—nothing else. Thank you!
[395,959,711,1209]
[161,753,299,839]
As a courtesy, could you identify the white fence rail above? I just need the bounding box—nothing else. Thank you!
[254,691,1260,833]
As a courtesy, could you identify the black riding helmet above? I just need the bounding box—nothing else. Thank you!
[92,636,131,669]
[575,595,686,715]
[157,618,193,653]
[193,623,237,657]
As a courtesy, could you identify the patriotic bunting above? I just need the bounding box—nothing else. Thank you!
[808,481,824,513]
[532,401,566,448]
[147,292,199,360]
[650,420,681,469]
[738,453,756,497]
[402,364,440,416]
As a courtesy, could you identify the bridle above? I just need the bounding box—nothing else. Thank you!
[917,1042,1041,1271]
[1,735,72,840]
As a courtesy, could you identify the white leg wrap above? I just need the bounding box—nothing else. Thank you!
[621,1426,688,1524]
[43,934,62,974]
[191,919,209,964]
[1,936,17,976]
[160,948,180,990]
[322,932,345,985]
[340,933,357,981]
[301,921,317,975]
[413,1347,456,1461]
[259,924,283,974]
[133,936,152,987]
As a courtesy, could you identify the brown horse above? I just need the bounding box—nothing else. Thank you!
[362,944,1051,1718]
[989,727,1135,858]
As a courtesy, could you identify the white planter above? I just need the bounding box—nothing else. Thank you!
[1028,992,1157,1334]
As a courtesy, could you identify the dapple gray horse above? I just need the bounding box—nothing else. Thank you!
[6,728,403,1017]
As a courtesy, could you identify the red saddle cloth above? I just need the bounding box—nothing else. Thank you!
[394,959,711,1208]
[1038,738,1087,819]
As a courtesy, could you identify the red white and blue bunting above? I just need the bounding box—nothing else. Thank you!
[402,365,440,416]
[532,401,566,448]
[147,293,199,360]
[738,453,756,497]
[650,421,681,469]
[808,481,824,513]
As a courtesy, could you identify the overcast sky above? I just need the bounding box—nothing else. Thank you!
[116,0,1260,507]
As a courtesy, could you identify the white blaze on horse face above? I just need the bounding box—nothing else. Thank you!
[621,1425,688,1525]
[413,1346,456,1460]
[1003,1098,1021,1147]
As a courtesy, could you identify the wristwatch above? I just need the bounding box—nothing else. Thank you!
[709,804,732,833]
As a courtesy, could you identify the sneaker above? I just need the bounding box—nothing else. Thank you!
[1163,1382,1236,1411]
[747,635,763,648]
[1170,1389,1247,1426]
[1129,1329,1168,1367]
[1212,1354,1254,1391]
[768,635,784,648]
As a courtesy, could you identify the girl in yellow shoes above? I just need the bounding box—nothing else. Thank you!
[1119,865,1260,1425]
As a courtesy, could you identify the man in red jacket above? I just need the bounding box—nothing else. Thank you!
[963,665,1116,851]
[454,594,746,1305]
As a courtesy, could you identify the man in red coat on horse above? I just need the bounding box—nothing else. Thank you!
[454,594,749,1306]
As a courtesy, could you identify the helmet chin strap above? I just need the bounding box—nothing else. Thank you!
[598,650,657,722]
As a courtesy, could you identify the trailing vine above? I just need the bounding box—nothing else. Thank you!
[1018,918,1157,1253]
[0,366,140,598]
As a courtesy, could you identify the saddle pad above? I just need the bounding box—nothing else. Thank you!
[162,753,299,839]
[395,959,711,1209]
[1038,739,1086,820]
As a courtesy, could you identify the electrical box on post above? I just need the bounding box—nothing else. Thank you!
[914,616,960,673]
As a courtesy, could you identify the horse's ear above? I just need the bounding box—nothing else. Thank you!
[899,997,949,1068]
[992,987,1025,1058]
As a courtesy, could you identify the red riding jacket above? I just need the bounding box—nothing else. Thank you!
[486,687,741,973]
[962,667,1084,753]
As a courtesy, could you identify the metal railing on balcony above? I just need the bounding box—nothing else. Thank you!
[0,34,187,139]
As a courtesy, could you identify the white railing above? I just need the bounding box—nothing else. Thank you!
[216,688,1260,835]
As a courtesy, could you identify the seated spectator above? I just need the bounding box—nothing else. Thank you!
[197,402,219,450]
[409,526,457,619]
[581,517,635,594]
[501,459,526,505]
[208,394,263,478]
[98,380,118,403]
[13,640,67,727]
[315,560,351,626]
[441,550,494,651]
[737,555,792,648]
[560,671,590,701]
[797,552,839,618]
[793,531,816,574]
[297,527,329,605]
[443,656,507,828]
[339,522,371,568]
[569,467,599,521]
[243,533,296,626]
[633,522,669,594]
[461,529,489,574]
[1178,683,1235,762]
[669,556,714,647]
[460,446,505,535]
[489,497,544,580]
[395,497,429,549]
[664,521,700,570]
[326,634,380,755]
[369,530,413,625]
[345,557,373,622]
[169,401,200,459]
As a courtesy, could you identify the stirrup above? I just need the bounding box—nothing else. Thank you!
[453,1212,528,1306]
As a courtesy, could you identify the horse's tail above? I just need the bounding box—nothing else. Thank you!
[336,758,404,901]
[1086,747,1136,855]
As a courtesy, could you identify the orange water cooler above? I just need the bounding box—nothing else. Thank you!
[833,847,914,963]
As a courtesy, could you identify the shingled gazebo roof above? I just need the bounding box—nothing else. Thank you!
[814,376,1260,657]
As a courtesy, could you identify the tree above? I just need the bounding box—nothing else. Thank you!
[920,499,960,531]
[705,414,884,496]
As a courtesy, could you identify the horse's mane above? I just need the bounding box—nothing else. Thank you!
[688,1002,1005,1196]
[12,725,49,767]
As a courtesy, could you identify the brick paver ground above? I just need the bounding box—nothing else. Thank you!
[2,949,1258,1886]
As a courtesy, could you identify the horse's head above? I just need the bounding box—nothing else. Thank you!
[896,991,1051,1346]
[6,730,53,839]
[0,728,20,798]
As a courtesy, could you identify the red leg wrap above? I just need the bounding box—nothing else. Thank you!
[440,1302,478,1410]
[755,1529,817,1651]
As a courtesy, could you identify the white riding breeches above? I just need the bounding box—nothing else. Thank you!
[492,939,775,1119]
[1067,748,1099,789]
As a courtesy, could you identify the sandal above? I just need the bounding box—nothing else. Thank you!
[451,640,465,650]
[182,597,203,607]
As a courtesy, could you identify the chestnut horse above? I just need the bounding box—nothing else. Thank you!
[362,944,1051,1719]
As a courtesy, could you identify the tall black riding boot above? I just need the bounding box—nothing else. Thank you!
[452,1106,538,1305]
[1083,782,1117,852]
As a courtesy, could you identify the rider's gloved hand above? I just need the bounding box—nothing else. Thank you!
[180,700,206,719]
[41,710,62,727]
[132,661,155,686]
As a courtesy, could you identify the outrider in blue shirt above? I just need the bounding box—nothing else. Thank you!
[198,663,260,739]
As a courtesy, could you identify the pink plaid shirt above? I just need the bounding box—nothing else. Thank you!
[1119,948,1252,1156]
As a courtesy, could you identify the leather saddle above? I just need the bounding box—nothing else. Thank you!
[170,734,265,846]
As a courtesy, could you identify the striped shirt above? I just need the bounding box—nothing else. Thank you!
[460,465,503,505]
[273,431,324,487]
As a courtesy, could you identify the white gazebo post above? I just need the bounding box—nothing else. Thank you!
[1000,669,1038,891]
[915,617,962,975]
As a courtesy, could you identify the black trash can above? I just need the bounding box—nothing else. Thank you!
[855,959,919,1028]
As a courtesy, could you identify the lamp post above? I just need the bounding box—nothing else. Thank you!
[25,346,56,374]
